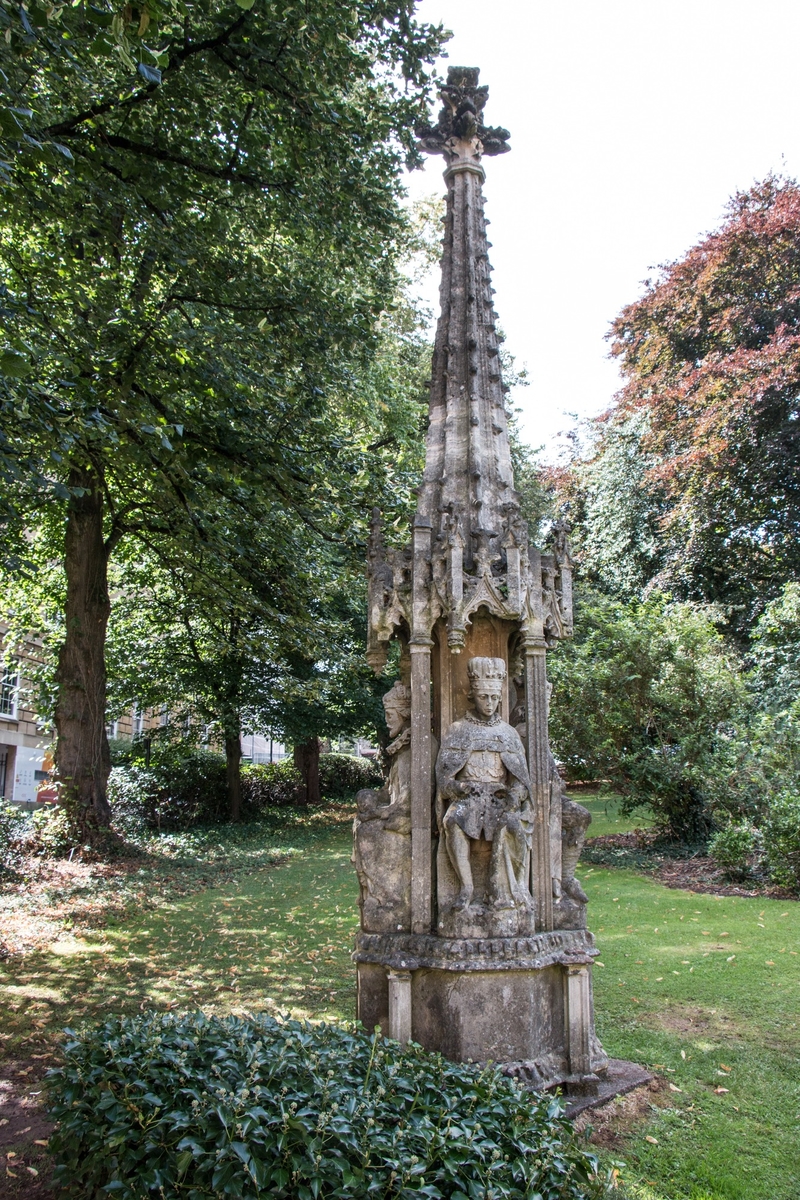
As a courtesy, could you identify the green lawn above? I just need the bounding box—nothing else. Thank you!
[581,865,800,1200]
[577,789,653,838]
[1,810,798,1200]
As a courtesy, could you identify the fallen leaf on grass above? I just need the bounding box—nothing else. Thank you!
[714,1087,729,1094]
[719,1064,732,1072]
[645,1135,659,1144]
[33,1140,48,1147]
[669,1083,683,1092]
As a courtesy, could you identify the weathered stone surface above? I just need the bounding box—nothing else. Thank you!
[352,682,413,934]
[436,657,535,936]
[354,927,598,972]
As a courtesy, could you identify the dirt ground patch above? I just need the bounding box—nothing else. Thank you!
[584,832,798,901]
[0,1060,55,1198]
[574,1075,673,1149]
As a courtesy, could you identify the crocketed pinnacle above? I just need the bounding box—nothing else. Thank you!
[415,66,519,571]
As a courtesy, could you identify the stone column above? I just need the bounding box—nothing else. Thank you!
[410,515,433,935]
[563,961,597,1088]
[524,638,552,931]
[387,969,413,1045]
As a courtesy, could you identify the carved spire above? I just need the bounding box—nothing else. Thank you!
[415,66,517,571]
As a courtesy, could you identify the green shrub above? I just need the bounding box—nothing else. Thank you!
[548,588,744,844]
[708,822,759,881]
[762,795,800,890]
[240,758,301,809]
[47,1012,606,1200]
[0,803,28,873]
[23,804,74,856]
[318,752,382,798]
[108,747,229,833]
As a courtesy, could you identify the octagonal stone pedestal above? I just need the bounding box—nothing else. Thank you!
[355,930,607,1094]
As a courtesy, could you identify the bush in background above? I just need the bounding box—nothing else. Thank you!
[708,822,759,881]
[108,747,229,834]
[240,758,302,809]
[108,745,383,834]
[0,803,28,874]
[548,588,744,843]
[762,795,800,890]
[47,1011,607,1200]
[318,751,382,797]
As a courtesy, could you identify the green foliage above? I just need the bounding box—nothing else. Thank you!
[0,0,447,833]
[21,803,73,856]
[708,822,759,881]
[749,581,800,710]
[318,752,382,798]
[0,801,27,873]
[108,747,230,833]
[560,414,667,600]
[761,795,800,890]
[108,749,379,833]
[46,1011,605,1200]
[239,759,303,811]
[548,588,744,842]
[0,802,73,871]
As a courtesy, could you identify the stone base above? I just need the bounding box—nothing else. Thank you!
[355,929,606,1091]
[563,1058,654,1117]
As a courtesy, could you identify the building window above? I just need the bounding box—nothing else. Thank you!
[0,661,19,719]
[133,705,144,737]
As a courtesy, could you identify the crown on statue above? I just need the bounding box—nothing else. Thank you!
[467,656,506,694]
[382,680,412,717]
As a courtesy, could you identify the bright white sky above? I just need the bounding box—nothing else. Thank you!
[405,0,800,459]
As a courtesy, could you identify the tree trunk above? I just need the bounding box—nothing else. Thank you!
[54,462,113,842]
[293,737,320,806]
[225,731,242,822]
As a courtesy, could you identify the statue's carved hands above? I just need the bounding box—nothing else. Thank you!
[441,779,472,801]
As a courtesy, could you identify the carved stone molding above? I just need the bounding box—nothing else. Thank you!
[354,928,597,973]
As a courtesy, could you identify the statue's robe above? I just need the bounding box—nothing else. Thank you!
[436,714,533,841]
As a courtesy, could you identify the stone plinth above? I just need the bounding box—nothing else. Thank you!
[355,931,607,1091]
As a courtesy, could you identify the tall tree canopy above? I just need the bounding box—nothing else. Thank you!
[0,0,446,836]
[603,177,800,635]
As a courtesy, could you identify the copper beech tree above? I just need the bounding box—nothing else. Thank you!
[605,177,800,636]
[0,0,446,840]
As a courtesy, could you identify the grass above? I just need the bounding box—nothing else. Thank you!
[1,805,799,1200]
[583,866,800,1200]
[0,807,357,1059]
[576,789,653,839]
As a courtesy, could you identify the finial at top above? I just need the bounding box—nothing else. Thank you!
[416,66,510,160]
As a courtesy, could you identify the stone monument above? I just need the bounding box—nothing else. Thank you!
[353,66,606,1093]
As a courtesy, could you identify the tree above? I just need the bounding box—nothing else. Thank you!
[0,0,446,838]
[607,176,800,637]
[547,588,744,843]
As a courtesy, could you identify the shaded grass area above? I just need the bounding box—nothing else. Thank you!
[2,809,799,1200]
[0,808,358,1061]
[580,865,800,1200]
